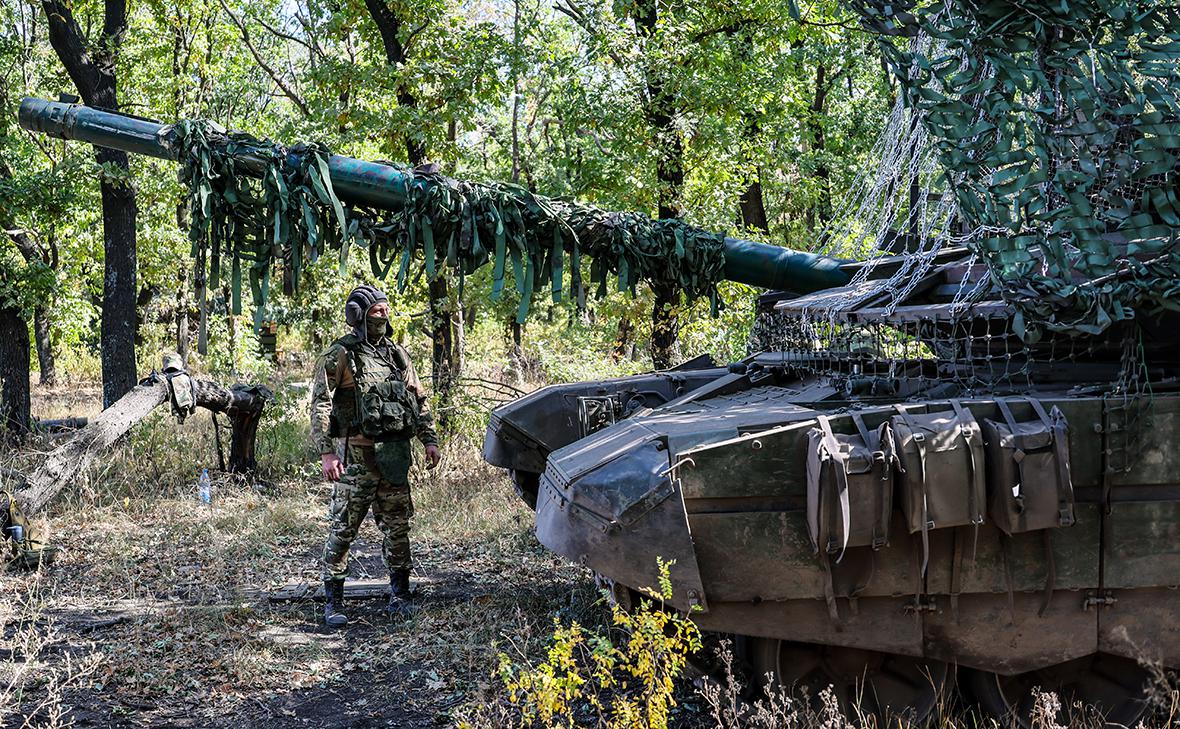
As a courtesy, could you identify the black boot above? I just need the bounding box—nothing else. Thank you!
[323,579,348,628]
[387,569,415,616]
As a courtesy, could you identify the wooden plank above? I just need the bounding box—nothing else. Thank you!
[266,578,427,602]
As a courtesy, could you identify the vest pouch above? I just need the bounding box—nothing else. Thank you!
[891,401,986,535]
[359,380,417,441]
[806,414,895,558]
[982,398,1074,535]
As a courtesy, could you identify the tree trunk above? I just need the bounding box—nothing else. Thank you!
[630,0,684,371]
[810,62,833,227]
[97,147,139,406]
[650,282,679,370]
[0,303,31,444]
[32,307,56,387]
[42,0,139,407]
[176,273,190,361]
[428,276,455,429]
[453,294,466,376]
[739,176,770,233]
[15,373,269,515]
[3,217,56,390]
[361,0,458,430]
[612,316,633,363]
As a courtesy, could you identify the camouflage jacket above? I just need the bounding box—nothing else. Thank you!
[310,334,438,455]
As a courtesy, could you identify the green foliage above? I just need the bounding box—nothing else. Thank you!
[460,560,703,729]
[0,248,53,316]
[3,0,890,389]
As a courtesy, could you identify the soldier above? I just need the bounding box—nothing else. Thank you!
[310,284,441,627]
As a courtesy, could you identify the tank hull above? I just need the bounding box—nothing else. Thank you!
[528,375,1180,676]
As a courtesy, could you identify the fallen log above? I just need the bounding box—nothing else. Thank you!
[16,357,271,515]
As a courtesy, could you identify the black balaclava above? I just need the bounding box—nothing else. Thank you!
[344,285,390,343]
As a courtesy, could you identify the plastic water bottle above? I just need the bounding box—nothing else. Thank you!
[198,468,212,505]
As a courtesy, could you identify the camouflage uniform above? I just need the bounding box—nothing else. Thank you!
[310,333,437,580]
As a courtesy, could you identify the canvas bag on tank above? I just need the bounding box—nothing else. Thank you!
[981,397,1075,535]
[806,414,895,557]
[891,401,986,573]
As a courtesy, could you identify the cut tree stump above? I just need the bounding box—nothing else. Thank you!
[15,356,271,515]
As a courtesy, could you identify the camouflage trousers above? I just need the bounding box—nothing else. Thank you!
[322,440,414,580]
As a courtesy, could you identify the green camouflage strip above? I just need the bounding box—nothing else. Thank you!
[174,124,727,324]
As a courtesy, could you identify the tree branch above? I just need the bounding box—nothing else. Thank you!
[690,18,757,44]
[363,0,406,64]
[40,0,102,100]
[249,11,317,56]
[553,0,628,68]
[403,21,429,56]
[15,373,270,515]
[217,0,310,117]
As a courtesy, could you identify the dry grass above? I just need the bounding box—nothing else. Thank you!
[1,379,606,727]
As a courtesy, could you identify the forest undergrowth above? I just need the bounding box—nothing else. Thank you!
[2,374,1178,729]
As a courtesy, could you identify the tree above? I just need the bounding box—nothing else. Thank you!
[42,0,139,407]
[0,251,33,443]
[358,0,461,425]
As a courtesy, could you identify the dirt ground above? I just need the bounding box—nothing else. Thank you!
[3,505,597,728]
[1,383,603,728]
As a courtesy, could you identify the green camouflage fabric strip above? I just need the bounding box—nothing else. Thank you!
[850,0,1180,340]
[173,124,728,325]
[322,442,414,579]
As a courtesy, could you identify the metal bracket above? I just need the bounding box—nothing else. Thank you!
[904,597,938,614]
[577,396,617,437]
[1083,591,1118,611]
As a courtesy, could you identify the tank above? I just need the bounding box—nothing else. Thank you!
[482,242,1180,726]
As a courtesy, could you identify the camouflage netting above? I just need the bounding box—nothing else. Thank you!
[852,0,1180,340]
[171,120,727,328]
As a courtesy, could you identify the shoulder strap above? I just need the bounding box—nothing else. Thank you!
[1031,398,1076,527]
[995,397,1020,431]
[334,346,351,388]
[390,343,411,373]
[851,412,875,449]
[873,421,893,549]
[332,336,360,388]
[818,416,852,561]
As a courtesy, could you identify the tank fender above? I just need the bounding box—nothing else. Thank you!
[536,439,708,613]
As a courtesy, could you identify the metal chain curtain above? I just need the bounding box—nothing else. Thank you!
[851,0,1180,340]
[172,121,727,327]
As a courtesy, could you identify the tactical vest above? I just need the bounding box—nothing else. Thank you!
[327,334,419,441]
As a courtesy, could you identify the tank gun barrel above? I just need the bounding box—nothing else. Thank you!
[19,97,849,293]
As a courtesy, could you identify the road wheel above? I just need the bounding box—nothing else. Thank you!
[747,638,950,725]
[960,653,1150,728]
